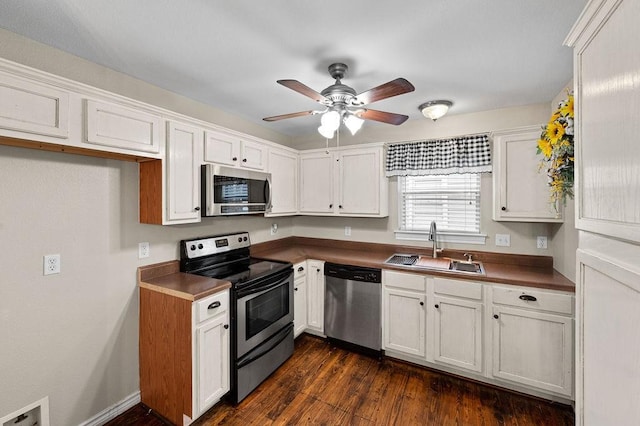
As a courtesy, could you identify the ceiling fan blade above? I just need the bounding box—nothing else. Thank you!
[263,110,315,122]
[358,109,409,125]
[277,80,329,104]
[355,78,415,105]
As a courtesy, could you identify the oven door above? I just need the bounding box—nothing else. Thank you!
[235,268,293,358]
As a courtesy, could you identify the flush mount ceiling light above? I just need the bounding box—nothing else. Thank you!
[419,100,453,121]
[263,63,415,139]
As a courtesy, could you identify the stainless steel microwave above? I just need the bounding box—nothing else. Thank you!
[201,164,272,216]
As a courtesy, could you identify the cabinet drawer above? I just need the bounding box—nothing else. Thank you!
[492,286,573,315]
[383,270,426,292]
[434,277,483,300]
[196,291,229,324]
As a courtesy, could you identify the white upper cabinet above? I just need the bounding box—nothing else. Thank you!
[204,130,267,171]
[165,121,203,223]
[299,146,388,217]
[492,126,563,222]
[338,147,387,216]
[0,71,69,139]
[85,99,162,155]
[299,150,334,214]
[266,147,298,216]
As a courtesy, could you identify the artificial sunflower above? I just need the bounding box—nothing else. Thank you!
[537,91,575,208]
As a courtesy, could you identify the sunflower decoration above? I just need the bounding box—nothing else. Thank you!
[537,92,574,209]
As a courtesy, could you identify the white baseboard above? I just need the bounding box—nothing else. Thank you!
[79,391,141,426]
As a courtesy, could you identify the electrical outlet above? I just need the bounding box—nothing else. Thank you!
[537,236,548,249]
[495,234,511,247]
[345,226,352,236]
[138,242,150,259]
[270,223,278,235]
[43,254,60,275]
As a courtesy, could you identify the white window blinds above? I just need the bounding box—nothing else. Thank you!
[399,174,481,233]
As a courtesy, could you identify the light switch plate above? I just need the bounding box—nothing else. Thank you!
[495,234,511,247]
[345,226,351,236]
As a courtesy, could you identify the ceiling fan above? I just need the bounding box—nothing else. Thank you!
[263,63,415,138]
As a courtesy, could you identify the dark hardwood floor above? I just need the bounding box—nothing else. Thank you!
[107,334,574,425]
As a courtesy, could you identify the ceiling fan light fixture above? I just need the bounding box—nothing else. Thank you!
[344,114,364,135]
[419,100,453,121]
[320,110,341,131]
[318,124,335,139]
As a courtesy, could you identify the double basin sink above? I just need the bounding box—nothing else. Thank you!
[384,253,485,275]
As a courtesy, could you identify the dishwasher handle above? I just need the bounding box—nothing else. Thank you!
[324,262,382,283]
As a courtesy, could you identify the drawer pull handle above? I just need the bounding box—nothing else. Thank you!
[519,294,537,302]
[224,324,229,329]
[208,301,222,310]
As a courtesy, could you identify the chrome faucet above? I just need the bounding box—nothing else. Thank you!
[429,221,438,258]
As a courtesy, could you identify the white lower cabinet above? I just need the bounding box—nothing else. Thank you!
[381,270,574,401]
[193,290,230,419]
[293,261,308,337]
[489,285,573,397]
[382,270,426,358]
[431,278,483,373]
[306,260,325,335]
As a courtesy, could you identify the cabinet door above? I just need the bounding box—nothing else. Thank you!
[383,287,426,358]
[306,260,325,333]
[492,127,562,222]
[338,148,385,216]
[86,100,162,155]
[0,71,69,138]
[299,152,334,214]
[204,130,240,166]
[240,139,267,171]
[196,314,230,416]
[491,305,572,396]
[266,148,298,215]
[166,121,202,223]
[433,296,483,373]
[293,275,308,337]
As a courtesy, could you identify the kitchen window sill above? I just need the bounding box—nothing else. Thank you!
[394,230,487,245]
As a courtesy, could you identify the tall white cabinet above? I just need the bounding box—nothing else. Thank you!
[566,0,640,423]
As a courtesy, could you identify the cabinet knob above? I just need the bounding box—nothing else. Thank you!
[194,206,200,211]
[294,287,298,291]
[329,204,333,208]
[434,304,439,308]
[223,324,229,329]
[232,157,238,161]
[297,266,304,272]
[339,205,343,209]
[493,314,499,319]
[420,301,424,306]
[501,206,506,211]
[242,158,247,162]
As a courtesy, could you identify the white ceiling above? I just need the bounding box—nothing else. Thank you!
[0,1,587,138]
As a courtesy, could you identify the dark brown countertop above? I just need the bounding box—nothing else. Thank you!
[252,237,575,293]
[137,260,231,301]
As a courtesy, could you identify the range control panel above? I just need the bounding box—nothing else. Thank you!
[181,232,250,259]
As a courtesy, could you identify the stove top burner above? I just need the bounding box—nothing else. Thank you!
[196,258,291,286]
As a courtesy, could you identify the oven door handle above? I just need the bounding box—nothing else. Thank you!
[235,271,291,299]
[237,324,292,369]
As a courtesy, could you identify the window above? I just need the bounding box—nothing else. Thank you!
[398,173,482,239]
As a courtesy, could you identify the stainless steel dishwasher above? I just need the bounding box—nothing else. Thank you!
[324,262,382,354]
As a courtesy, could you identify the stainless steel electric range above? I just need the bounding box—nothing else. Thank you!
[180,232,294,403]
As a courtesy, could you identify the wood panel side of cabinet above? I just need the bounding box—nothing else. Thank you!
[139,287,192,424]
[139,159,163,224]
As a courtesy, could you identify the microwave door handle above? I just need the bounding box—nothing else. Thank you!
[264,176,272,211]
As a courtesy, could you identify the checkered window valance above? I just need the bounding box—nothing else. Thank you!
[385,134,492,176]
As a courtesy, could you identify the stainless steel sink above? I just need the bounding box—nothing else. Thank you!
[384,254,485,275]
